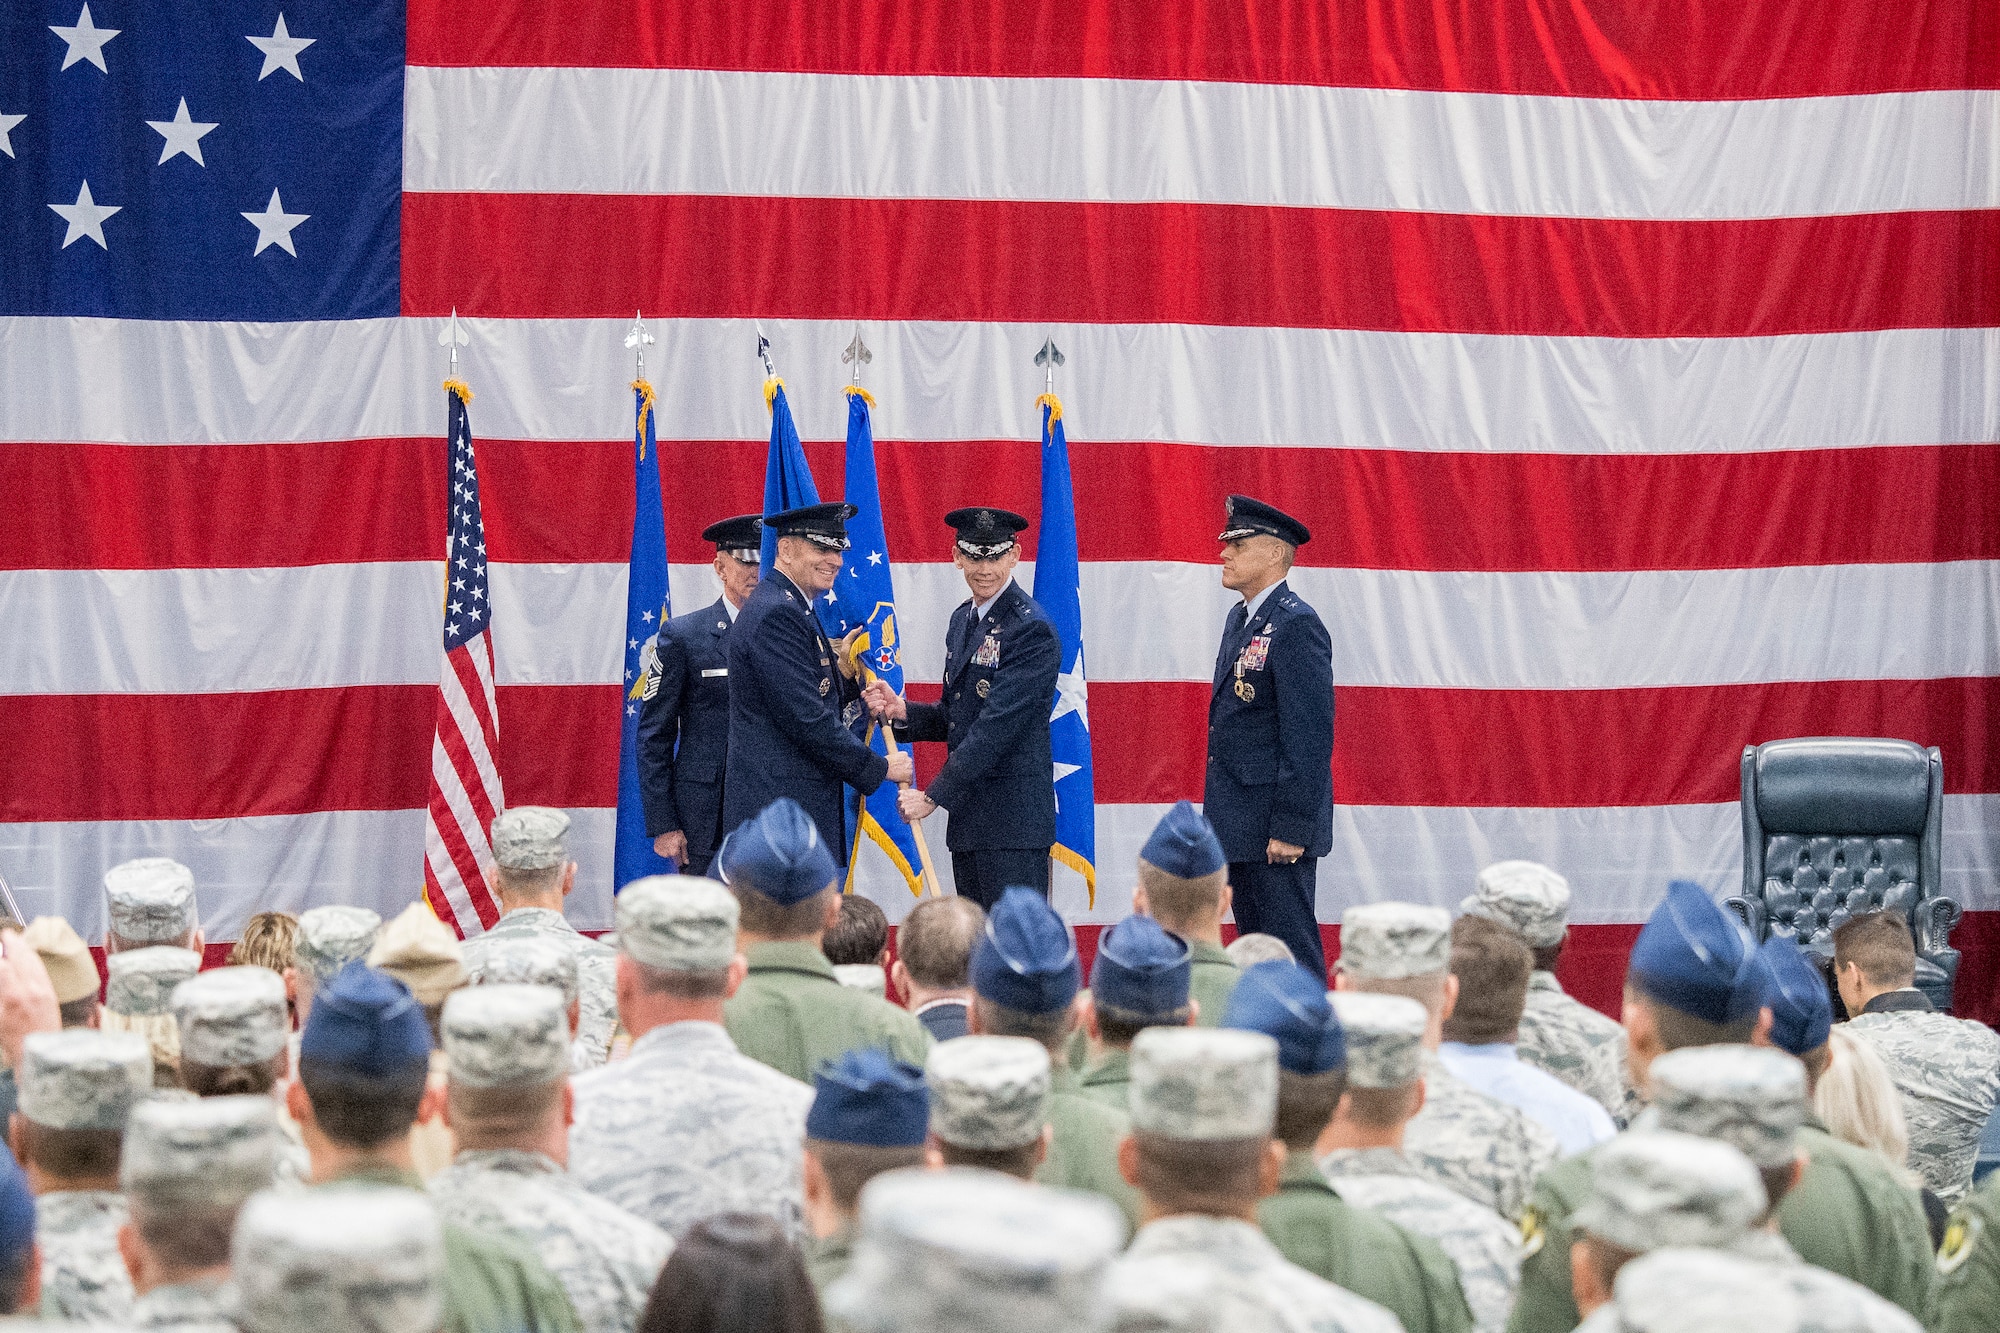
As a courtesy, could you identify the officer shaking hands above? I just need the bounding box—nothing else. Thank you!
[864,508,1061,907]
[725,502,913,862]
[637,513,761,872]
[1203,495,1334,976]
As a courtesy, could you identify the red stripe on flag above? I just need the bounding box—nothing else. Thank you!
[404,0,2000,100]
[10,439,1996,575]
[402,194,2000,337]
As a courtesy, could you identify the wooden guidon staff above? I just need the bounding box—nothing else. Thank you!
[842,631,945,897]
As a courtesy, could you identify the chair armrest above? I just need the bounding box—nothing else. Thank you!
[1914,893,1963,956]
[1722,894,1766,941]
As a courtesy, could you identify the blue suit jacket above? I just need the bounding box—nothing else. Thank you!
[1201,580,1335,861]
[636,596,735,870]
[897,579,1060,852]
[723,571,888,862]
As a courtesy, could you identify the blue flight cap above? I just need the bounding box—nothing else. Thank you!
[1628,881,1759,1026]
[970,888,1080,1015]
[0,1149,33,1280]
[1223,961,1347,1075]
[1140,801,1226,880]
[1751,935,1833,1056]
[298,962,432,1077]
[1090,915,1192,1017]
[716,799,839,906]
[806,1048,929,1148]
[1219,494,1312,548]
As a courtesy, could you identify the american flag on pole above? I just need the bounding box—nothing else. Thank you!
[422,383,504,936]
[2,2,1996,1018]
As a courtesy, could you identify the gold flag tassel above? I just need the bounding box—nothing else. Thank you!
[631,378,657,455]
[1035,391,1063,421]
[443,379,474,404]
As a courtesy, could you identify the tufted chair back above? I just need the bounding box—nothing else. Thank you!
[1726,738,1960,1011]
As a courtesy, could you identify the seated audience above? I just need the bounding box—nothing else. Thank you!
[822,895,889,969]
[890,896,983,1043]
[1816,1026,1946,1245]
[799,1048,929,1293]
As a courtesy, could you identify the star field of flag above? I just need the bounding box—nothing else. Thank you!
[442,393,490,651]
[2,0,401,320]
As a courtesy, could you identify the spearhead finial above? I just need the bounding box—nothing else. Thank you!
[438,308,469,348]
[623,310,654,352]
[1035,337,1064,393]
[842,329,872,384]
[756,331,776,379]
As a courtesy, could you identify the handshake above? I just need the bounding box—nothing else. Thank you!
[859,681,926,815]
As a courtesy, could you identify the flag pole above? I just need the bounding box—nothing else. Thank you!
[1034,335,1067,893]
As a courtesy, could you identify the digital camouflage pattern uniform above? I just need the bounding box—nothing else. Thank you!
[1845,1003,2000,1205]
[37,1191,134,1323]
[131,1276,237,1331]
[723,941,931,1083]
[460,909,618,1071]
[1405,1054,1561,1222]
[1321,1146,1521,1333]
[1517,972,1634,1124]
[1112,1215,1407,1333]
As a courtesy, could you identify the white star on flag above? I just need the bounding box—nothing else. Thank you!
[49,181,120,250]
[247,14,315,82]
[1050,649,1089,729]
[147,98,218,166]
[867,550,883,565]
[51,4,119,73]
[241,188,309,255]
[0,112,24,159]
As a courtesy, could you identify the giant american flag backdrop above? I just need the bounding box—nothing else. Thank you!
[3,2,1997,1017]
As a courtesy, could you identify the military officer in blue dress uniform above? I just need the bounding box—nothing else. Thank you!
[1203,495,1334,977]
[724,501,912,863]
[864,508,1060,908]
[637,513,761,873]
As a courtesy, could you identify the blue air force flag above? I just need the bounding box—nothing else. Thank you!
[1032,395,1097,902]
[615,382,674,890]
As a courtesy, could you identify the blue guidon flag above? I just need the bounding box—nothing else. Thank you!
[1033,393,1096,905]
[615,380,674,890]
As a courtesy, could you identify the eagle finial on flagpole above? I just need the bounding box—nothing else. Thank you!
[756,329,776,380]
[624,309,655,380]
[842,327,872,387]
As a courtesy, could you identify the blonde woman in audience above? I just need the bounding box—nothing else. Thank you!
[1817,1026,1948,1245]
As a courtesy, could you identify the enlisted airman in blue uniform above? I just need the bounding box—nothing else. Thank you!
[1203,495,1334,977]
[637,513,761,874]
[864,507,1061,908]
[723,502,912,863]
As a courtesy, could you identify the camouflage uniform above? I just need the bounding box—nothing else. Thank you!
[1261,1150,1478,1333]
[1110,1215,1406,1333]
[131,1277,238,1331]
[1729,1230,1924,1333]
[431,1150,671,1333]
[1322,1146,1521,1333]
[1405,1054,1561,1222]
[460,908,618,1071]
[1845,1005,2000,1205]
[236,1185,447,1333]
[1932,1168,2000,1333]
[570,1020,814,1238]
[37,1191,134,1322]
[722,941,931,1083]
[1517,972,1634,1123]
[1572,1249,1802,1333]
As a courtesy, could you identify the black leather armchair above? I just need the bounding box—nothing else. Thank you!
[1726,737,1961,1011]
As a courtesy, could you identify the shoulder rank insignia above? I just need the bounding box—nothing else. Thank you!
[1517,1205,1545,1260]
[1939,1213,1982,1275]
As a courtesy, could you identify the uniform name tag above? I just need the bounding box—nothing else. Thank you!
[700,668,728,678]
[972,635,1002,667]
[1237,635,1272,672]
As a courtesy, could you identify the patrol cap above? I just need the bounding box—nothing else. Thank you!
[1328,992,1427,1089]
[1222,961,1345,1075]
[926,1036,1051,1151]
[615,875,739,972]
[106,946,201,1017]
[944,507,1028,560]
[0,1150,32,1286]
[1338,903,1451,980]
[808,1048,929,1148]
[1748,935,1832,1056]
[235,1186,445,1333]
[18,1028,152,1130]
[1610,1248,1801,1333]
[1646,1044,1807,1168]
[1461,861,1571,949]
[1224,933,1294,969]
[367,904,466,1007]
[766,500,858,551]
[22,916,102,1004]
[827,1167,1124,1333]
[467,935,579,1008]
[1129,1027,1278,1140]
[294,906,383,987]
[104,857,198,943]
[834,963,888,996]
[299,963,431,1078]
[1089,915,1191,1017]
[1137,801,1225,880]
[173,966,289,1066]
[489,806,570,872]
[1218,494,1311,548]
[970,888,1080,1015]
[716,799,839,906]
[1572,1132,1768,1253]
[122,1095,283,1207]
[702,513,762,562]
[442,984,568,1089]
[1627,881,1760,1026]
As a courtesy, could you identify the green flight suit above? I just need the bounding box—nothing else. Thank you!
[1932,1169,2000,1333]
[1507,1123,1933,1333]
[1038,1066,1143,1231]
[1188,940,1239,1027]
[804,1223,854,1294]
[325,1165,581,1333]
[1076,1047,1132,1111]
[1260,1152,1477,1333]
[723,941,932,1083]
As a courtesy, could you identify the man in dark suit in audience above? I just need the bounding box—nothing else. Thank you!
[890,896,985,1042]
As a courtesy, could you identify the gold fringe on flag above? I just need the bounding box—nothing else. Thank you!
[763,375,785,411]
[443,379,474,404]
[631,378,657,455]
[1035,391,1064,422]
[842,384,876,408]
